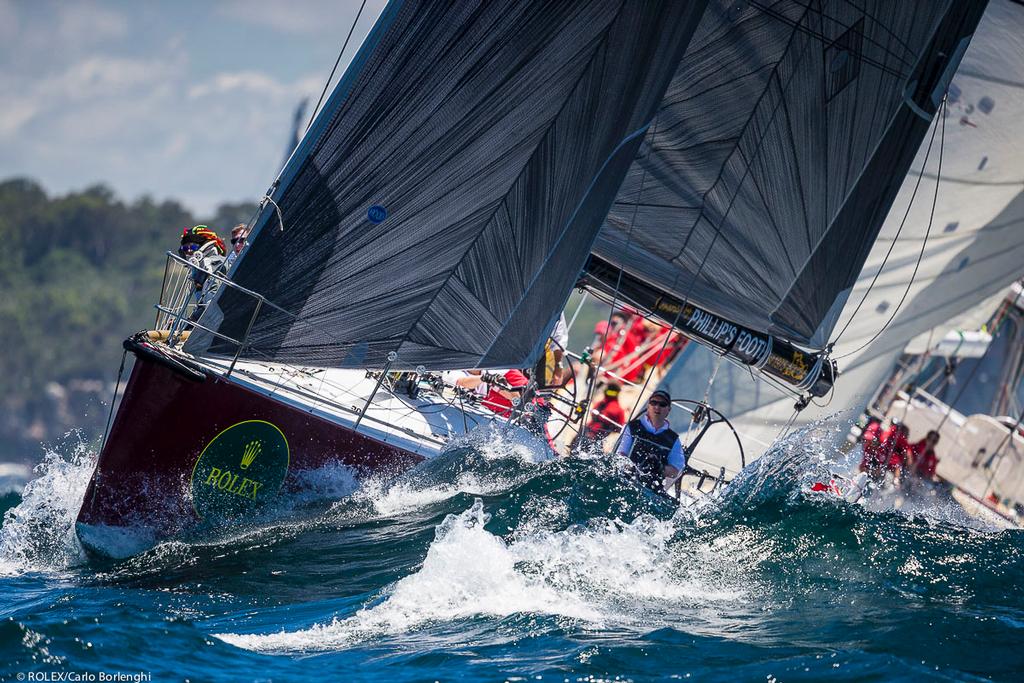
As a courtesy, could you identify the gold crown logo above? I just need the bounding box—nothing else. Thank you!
[240,440,262,470]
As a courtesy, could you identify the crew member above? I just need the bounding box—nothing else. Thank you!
[909,430,940,480]
[225,223,249,270]
[616,389,685,492]
[857,416,885,479]
[179,225,226,276]
[178,225,226,319]
[880,421,911,478]
[535,313,569,388]
[455,369,528,418]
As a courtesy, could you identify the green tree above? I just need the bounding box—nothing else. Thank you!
[0,177,257,461]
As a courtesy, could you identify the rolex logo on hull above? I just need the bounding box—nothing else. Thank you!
[190,420,289,522]
[240,440,262,469]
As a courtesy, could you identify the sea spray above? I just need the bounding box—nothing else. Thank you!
[216,497,601,653]
[215,490,752,654]
[0,434,95,575]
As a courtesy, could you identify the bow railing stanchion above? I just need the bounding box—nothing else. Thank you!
[167,284,195,347]
[155,256,174,329]
[151,252,276,371]
[227,297,264,378]
[354,352,397,431]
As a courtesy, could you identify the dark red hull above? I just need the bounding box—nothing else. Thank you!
[76,346,422,557]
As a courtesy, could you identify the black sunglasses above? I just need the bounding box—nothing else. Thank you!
[231,237,245,244]
[649,400,669,407]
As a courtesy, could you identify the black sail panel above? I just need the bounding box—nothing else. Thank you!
[591,0,988,350]
[186,0,707,369]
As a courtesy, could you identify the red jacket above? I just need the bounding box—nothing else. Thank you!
[909,440,939,478]
[880,426,910,471]
[481,369,528,417]
[586,396,626,438]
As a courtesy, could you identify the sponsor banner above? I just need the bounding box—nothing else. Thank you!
[582,256,833,397]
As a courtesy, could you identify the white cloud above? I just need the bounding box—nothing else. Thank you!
[48,56,177,101]
[0,55,184,140]
[189,70,292,100]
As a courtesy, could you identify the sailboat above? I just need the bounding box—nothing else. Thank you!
[870,283,1024,526]
[76,0,988,558]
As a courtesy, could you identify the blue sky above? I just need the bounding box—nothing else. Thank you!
[0,0,386,214]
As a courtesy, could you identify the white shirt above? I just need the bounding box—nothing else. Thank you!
[616,414,685,471]
[551,313,569,349]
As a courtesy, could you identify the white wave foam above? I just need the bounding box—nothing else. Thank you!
[358,473,503,517]
[217,499,598,652]
[439,421,555,465]
[0,436,95,575]
[217,498,745,653]
[349,426,548,518]
[288,461,360,504]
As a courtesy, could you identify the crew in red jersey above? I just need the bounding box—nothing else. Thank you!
[908,430,941,480]
[601,312,640,382]
[653,331,686,371]
[456,369,528,418]
[585,383,626,442]
[628,314,649,350]
[880,422,911,476]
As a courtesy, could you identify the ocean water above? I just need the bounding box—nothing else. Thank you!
[1,426,1022,682]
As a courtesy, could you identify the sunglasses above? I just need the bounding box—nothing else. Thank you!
[231,237,245,245]
[649,400,669,407]
[178,243,200,255]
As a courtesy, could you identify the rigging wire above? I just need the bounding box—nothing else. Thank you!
[833,94,949,361]
[304,0,368,135]
[98,349,129,455]
[779,406,802,439]
[828,94,944,349]
[582,116,662,421]
[748,0,916,77]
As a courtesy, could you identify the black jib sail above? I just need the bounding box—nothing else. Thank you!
[185,0,707,370]
[589,0,988,367]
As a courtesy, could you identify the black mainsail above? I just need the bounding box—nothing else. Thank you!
[186,0,707,370]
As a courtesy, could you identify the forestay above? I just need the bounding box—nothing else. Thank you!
[185,0,706,370]
[591,0,988,349]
